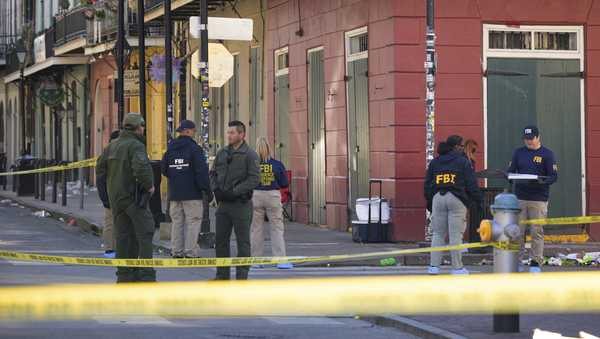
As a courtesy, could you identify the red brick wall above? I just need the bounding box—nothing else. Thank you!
[586,0,600,240]
[435,0,600,240]
[266,0,405,233]
[266,0,600,241]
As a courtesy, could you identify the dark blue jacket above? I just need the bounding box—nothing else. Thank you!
[507,146,558,201]
[161,136,210,201]
[424,149,482,209]
[256,158,289,191]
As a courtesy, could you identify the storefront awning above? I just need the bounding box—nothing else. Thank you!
[3,56,89,84]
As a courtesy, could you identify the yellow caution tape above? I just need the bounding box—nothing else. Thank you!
[526,233,590,243]
[523,215,600,225]
[0,242,511,268]
[0,157,98,176]
[1,272,600,320]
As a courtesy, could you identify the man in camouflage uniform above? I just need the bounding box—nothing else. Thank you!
[96,113,156,283]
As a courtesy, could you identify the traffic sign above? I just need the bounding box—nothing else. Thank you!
[190,17,253,41]
[191,43,233,88]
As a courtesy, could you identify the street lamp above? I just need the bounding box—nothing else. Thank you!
[15,42,28,155]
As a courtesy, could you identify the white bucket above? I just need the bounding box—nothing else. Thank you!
[356,197,390,222]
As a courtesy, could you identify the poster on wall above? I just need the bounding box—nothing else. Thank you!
[113,69,140,96]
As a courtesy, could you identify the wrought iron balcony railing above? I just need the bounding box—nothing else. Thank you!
[54,6,88,46]
[87,7,164,46]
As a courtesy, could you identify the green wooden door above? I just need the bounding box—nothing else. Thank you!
[487,58,582,222]
[308,49,327,225]
[275,74,289,165]
[347,58,370,216]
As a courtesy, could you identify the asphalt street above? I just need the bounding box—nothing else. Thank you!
[0,203,420,339]
[1,203,599,339]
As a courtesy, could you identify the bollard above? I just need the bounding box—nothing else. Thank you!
[79,167,84,210]
[198,192,215,249]
[479,192,522,333]
[61,168,67,207]
[40,160,46,201]
[52,169,58,204]
[34,160,39,200]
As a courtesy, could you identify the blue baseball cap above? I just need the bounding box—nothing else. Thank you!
[176,120,196,132]
[523,125,539,140]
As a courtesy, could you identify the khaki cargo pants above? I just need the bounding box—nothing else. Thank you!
[519,200,547,265]
[250,190,286,257]
[102,208,115,251]
[170,200,203,257]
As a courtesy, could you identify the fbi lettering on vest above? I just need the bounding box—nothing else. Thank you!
[435,173,457,185]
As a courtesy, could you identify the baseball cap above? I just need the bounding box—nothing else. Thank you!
[176,120,196,132]
[523,125,539,140]
[123,113,145,130]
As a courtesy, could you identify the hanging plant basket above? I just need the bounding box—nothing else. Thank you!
[83,7,95,20]
[59,0,71,10]
[95,9,106,20]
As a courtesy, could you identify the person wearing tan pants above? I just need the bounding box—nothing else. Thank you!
[251,137,290,269]
[161,120,210,258]
[508,125,558,272]
[519,200,547,266]
[170,200,203,257]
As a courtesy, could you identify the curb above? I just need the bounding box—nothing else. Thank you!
[362,315,467,339]
[0,192,174,255]
[0,193,102,236]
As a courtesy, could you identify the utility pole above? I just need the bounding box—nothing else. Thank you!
[164,0,173,140]
[137,0,146,120]
[117,0,125,126]
[198,0,214,248]
[199,0,209,149]
[425,0,436,240]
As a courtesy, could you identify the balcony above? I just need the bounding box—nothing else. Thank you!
[54,6,88,47]
[87,7,164,46]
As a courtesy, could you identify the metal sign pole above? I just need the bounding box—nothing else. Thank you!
[117,0,125,126]
[198,0,214,248]
[164,0,173,141]
[138,0,147,121]
[424,0,436,241]
[199,0,210,149]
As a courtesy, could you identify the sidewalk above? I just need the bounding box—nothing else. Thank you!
[365,314,600,339]
[1,184,599,266]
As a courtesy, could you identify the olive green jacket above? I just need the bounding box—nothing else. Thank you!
[210,141,260,199]
[96,130,154,214]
